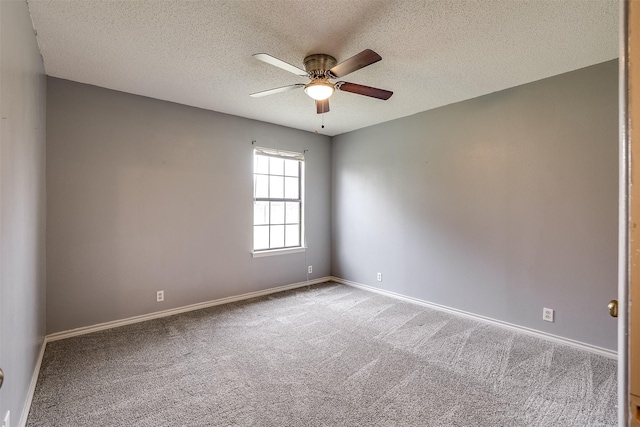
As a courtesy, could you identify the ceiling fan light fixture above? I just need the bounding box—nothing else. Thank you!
[251,50,392,113]
[304,80,334,101]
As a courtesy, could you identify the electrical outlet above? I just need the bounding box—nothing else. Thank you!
[543,307,554,322]
[308,265,312,274]
[156,290,164,302]
[3,410,10,427]
[377,272,382,282]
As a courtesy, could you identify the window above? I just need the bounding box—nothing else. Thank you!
[253,147,304,253]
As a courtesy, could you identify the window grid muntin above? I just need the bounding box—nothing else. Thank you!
[253,152,302,252]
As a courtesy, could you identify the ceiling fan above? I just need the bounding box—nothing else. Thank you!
[250,49,393,114]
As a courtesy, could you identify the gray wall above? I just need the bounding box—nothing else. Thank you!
[0,0,47,425]
[47,59,617,350]
[332,60,618,350]
[46,78,331,334]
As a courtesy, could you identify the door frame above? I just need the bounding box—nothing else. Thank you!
[620,0,639,425]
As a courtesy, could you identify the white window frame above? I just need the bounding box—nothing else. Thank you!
[252,147,305,257]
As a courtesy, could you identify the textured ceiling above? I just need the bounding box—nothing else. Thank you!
[27,0,618,136]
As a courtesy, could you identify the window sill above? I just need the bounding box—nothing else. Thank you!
[252,247,306,258]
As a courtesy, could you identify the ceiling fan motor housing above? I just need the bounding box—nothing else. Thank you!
[303,54,337,74]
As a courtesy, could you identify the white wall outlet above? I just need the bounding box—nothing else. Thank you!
[377,272,382,282]
[308,265,312,274]
[156,290,164,302]
[543,307,554,322]
[3,410,10,427]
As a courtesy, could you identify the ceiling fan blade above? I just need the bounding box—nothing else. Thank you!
[253,53,308,76]
[336,82,393,100]
[316,99,330,114]
[329,49,382,78]
[250,84,305,98]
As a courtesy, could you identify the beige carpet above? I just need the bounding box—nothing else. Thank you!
[27,282,617,426]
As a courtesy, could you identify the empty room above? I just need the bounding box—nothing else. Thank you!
[2,0,634,426]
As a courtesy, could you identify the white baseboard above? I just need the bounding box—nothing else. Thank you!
[330,276,617,359]
[46,277,332,342]
[19,338,47,427]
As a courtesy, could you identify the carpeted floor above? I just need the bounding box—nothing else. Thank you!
[27,282,617,426]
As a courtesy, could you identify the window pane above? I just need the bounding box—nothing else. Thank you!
[253,150,303,251]
[254,225,269,250]
[270,157,284,175]
[254,201,269,225]
[271,202,285,224]
[285,202,299,224]
[285,224,300,247]
[255,175,268,198]
[284,177,299,199]
[284,159,299,177]
[270,225,285,248]
[255,155,269,174]
[270,176,284,198]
